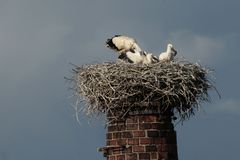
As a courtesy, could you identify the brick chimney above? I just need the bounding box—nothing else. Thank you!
[99,107,178,160]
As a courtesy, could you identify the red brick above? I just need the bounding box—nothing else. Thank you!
[139,115,158,123]
[133,131,145,137]
[139,153,150,160]
[132,146,145,152]
[116,125,126,131]
[108,155,115,160]
[108,148,113,155]
[151,123,161,129]
[126,153,137,160]
[140,138,153,145]
[145,145,157,152]
[108,125,126,132]
[107,140,117,146]
[122,146,132,154]
[122,131,133,138]
[150,152,158,159]
[158,152,168,159]
[113,149,121,154]
[127,138,139,145]
[105,114,178,160]
[117,139,127,146]
[108,125,116,132]
[158,152,163,159]
[157,145,162,152]
[147,131,159,137]
[107,133,113,140]
[109,121,125,126]
[158,131,167,138]
[126,124,138,130]
[116,155,125,160]
[162,144,170,152]
[113,132,121,139]
[153,137,165,144]
[139,123,152,130]
[126,117,138,123]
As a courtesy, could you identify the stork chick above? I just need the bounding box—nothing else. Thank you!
[159,44,177,62]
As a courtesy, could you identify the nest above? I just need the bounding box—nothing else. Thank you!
[69,60,217,121]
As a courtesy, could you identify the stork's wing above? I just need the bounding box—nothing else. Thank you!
[118,53,134,63]
[152,55,160,63]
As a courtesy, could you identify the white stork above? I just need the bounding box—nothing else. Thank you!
[159,43,177,62]
[143,52,159,64]
[119,50,159,64]
[106,35,142,54]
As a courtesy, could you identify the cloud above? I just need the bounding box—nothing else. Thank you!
[209,99,240,114]
[168,31,225,64]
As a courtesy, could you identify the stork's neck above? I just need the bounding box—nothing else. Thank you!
[166,47,171,53]
[133,43,141,52]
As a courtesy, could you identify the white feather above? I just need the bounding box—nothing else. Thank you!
[107,35,142,54]
[126,51,144,64]
[159,44,177,62]
[125,51,159,64]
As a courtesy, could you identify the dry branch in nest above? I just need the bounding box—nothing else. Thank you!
[69,60,217,121]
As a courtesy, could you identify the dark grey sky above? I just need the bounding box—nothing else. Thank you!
[0,0,239,159]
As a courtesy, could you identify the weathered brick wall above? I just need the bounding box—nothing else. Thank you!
[103,111,178,160]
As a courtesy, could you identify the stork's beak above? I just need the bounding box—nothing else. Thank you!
[171,48,177,56]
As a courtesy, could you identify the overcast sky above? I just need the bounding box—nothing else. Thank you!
[0,0,239,160]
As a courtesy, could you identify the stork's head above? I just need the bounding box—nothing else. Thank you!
[167,43,173,48]
[167,43,177,56]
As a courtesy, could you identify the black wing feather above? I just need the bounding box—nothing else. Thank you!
[118,53,134,63]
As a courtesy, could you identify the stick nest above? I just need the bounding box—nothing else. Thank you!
[70,60,216,121]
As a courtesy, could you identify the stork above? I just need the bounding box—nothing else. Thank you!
[119,50,159,64]
[106,35,142,54]
[159,44,177,62]
[144,52,159,64]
